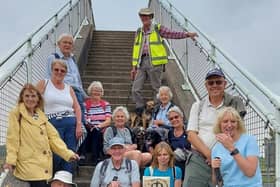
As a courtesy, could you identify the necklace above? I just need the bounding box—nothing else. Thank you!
[174,128,183,137]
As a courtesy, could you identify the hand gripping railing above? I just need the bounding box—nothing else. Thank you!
[150,0,280,186]
[0,0,94,178]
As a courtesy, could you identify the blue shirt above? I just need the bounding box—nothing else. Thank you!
[150,102,172,128]
[144,166,182,187]
[46,50,86,97]
[211,134,262,187]
[90,159,140,187]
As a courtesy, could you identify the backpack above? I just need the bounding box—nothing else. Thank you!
[99,158,132,186]
[110,125,136,144]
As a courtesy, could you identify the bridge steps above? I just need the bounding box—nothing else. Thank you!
[78,30,154,186]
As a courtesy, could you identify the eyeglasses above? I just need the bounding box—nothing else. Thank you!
[169,115,179,121]
[53,68,66,73]
[206,80,224,86]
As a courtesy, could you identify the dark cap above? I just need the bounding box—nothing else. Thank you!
[205,68,225,80]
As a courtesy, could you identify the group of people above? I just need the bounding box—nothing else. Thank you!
[3,6,262,187]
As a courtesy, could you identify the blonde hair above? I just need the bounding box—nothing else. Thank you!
[151,142,175,168]
[213,107,246,134]
[51,59,67,72]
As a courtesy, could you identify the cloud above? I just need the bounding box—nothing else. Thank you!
[169,0,280,94]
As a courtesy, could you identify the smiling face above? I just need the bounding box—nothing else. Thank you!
[159,89,171,106]
[220,112,239,138]
[168,111,183,128]
[90,86,103,100]
[205,76,226,98]
[22,89,39,113]
[113,110,127,127]
[51,62,67,82]
[157,148,170,167]
[108,145,125,161]
[58,36,73,57]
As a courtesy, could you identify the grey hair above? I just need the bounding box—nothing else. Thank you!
[112,106,130,122]
[167,106,183,118]
[156,86,173,100]
[57,33,73,43]
[87,81,104,96]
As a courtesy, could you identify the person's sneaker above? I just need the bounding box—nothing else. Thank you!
[135,107,144,116]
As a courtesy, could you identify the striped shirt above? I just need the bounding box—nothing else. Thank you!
[140,25,188,55]
[84,100,112,126]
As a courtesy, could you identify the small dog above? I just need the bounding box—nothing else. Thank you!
[132,126,146,152]
[129,100,155,129]
[144,128,162,152]
[142,100,154,129]
[129,112,142,128]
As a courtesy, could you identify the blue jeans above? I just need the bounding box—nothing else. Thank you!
[49,116,76,174]
[73,88,85,125]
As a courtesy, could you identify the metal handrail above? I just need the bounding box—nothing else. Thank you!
[159,0,280,111]
[0,1,71,67]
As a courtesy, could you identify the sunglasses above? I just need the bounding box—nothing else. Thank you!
[169,115,179,121]
[53,68,66,73]
[206,80,224,86]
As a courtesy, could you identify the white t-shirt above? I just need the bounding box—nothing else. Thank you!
[43,80,73,114]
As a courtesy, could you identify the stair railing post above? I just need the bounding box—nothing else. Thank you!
[54,14,59,50]
[26,38,32,83]
[69,0,73,34]
[181,18,190,91]
[210,42,217,68]
[275,109,280,187]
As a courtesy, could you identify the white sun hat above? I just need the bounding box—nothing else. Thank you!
[50,170,77,187]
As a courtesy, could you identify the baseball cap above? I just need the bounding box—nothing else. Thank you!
[205,68,225,80]
[109,137,125,148]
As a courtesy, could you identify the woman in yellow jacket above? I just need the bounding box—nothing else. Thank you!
[3,84,79,187]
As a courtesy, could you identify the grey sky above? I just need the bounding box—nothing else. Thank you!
[0,0,279,95]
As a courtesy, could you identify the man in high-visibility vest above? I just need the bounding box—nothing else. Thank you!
[131,8,198,116]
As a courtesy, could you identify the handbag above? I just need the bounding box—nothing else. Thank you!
[1,171,30,187]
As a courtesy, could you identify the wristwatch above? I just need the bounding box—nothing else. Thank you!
[230,148,239,156]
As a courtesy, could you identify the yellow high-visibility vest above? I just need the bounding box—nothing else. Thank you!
[132,24,168,66]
